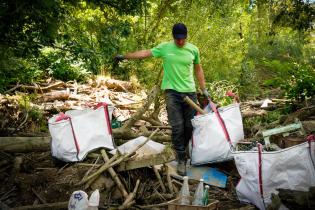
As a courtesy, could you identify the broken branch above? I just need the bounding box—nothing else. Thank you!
[100,149,129,199]
[78,129,159,185]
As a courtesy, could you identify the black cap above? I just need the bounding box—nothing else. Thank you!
[172,23,187,39]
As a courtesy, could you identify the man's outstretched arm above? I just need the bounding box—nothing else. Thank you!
[124,50,153,59]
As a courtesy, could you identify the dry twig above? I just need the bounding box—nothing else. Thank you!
[78,129,159,186]
[100,149,129,199]
[152,166,166,193]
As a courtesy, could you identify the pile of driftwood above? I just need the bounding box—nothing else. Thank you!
[0,77,170,142]
[1,78,314,209]
[2,77,314,142]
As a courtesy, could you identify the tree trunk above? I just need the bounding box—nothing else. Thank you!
[0,137,50,153]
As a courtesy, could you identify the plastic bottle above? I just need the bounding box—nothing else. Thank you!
[88,189,100,210]
[202,185,209,206]
[192,178,204,206]
[179,176,190,205]
[68,190,88,210]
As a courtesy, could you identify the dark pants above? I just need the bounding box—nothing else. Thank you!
[165,89,197,161]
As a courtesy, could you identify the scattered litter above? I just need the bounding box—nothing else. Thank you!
[110,136,165,157]
[167,161,228,188]
[68,189,99,210]
[262,120,305,147]
[260,99,272,108]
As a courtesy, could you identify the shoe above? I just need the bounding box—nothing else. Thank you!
[177,160,186,176]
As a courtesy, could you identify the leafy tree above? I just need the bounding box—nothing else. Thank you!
[0,0,145,89]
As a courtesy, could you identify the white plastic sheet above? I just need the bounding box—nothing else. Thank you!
[110,136,165,157]
[49,104,114,162]
[190,103,244,165]
[233,142,315,210]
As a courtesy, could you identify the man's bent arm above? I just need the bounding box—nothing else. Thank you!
[124,50,152,59]
[194,64,206,91]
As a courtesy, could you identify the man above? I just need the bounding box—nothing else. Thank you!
[115,23,209,175]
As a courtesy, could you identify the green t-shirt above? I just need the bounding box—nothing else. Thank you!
[151,41,200,92]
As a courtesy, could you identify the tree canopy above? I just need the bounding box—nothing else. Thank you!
[0,0,314,101]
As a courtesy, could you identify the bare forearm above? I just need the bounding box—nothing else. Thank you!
[194,64,206,90]
[124,50,152,59]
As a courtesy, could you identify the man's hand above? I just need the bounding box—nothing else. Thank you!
[114,54,125,64]
[202,88,211,99]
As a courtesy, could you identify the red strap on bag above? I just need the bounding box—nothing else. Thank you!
[257,143,264,197]
[209,101,232,145]
[307,135,315,168]
[94,102,112,135]
[55,113,80,159]
[257,143,266,208]
[307,134,315,142]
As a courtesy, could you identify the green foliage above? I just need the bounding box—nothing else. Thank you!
[18,94,48,132]
[206,81,239,106]
[42,48,90,82]
[0,0,144,91]
[0,50,44,91]
[55,2,133,75]
[243,109,283,136]
[262,61,315,102]
[282,64,315,101]
[272,0,315,31]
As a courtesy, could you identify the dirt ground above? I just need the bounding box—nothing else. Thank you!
[0,150,251,210]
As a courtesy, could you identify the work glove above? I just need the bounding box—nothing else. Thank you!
[113,54,125,64]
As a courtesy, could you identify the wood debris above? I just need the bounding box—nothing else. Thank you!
[0,79,314,209]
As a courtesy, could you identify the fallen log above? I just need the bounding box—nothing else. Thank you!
[241,109,268,118]
[0,131,171,153]
[39,90,70,102]
[0,137,50,153]
[94,78,135,92]
[141,116,163,126]
[133,124,172,130]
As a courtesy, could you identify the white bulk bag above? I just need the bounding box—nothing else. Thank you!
[49,103,115,162]
[233,141,315,210]
[191,103,244,165]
